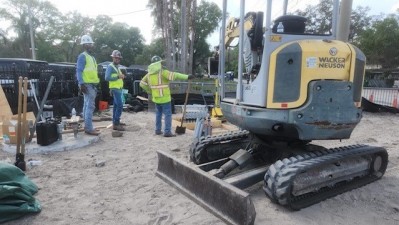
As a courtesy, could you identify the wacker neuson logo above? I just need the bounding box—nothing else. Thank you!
[318,57,345,68]
[329,47,338,56]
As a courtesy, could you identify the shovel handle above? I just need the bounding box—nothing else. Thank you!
[21,77,28,155]
[16,77,23,155]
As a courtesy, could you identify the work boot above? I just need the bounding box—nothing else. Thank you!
[85,130,100,136]
[155,130,163,135]
[113,124,125,131]
[163,132,176,137]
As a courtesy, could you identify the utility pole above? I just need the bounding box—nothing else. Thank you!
[180,0,188,73]
[170,0,176,71]
[188,0,197,75]
[28,2,36,60]
[337,0,353,41]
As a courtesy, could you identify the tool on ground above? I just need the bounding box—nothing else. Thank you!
[15,77,28,171]
[211,78,223,119]
[30,76,54,140]
[175,81,191,134]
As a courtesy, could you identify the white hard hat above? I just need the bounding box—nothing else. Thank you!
[80,34,94,45]
[110,50,122,58]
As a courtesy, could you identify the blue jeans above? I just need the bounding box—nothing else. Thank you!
[83,84,97,132]
[111,89,123,125]
[155,102,172,134]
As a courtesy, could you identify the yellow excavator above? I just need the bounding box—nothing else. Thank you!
[157,1,388,225]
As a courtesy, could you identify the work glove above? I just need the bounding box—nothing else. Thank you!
[187,75,194,80]
[79,84,88,94]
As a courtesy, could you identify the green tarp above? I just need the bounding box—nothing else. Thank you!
[0,162,41,223]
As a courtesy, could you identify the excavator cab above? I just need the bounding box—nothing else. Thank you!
[157,1,388,225]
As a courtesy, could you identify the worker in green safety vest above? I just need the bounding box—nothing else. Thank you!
[105,50,126,131]
[76,34,100,136]
[140,56,194,137]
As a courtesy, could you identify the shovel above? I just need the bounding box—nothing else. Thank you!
[15,77,27,171]
[175,81,191,134]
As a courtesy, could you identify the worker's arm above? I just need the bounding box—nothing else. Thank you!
[140,74,150,93]
[162,70,189,81]
[105,65,118,81]
[76,53,86,85]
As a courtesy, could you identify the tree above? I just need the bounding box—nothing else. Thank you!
[92,20,145,66]
[0,0,61,58]
[30,11,95,62]
[148,0,221,74]
[357,16,399,68]
[350,6,373,42]
[295,0,373,39]
[192,1,221,73]
[135,38,165,65]
[295,0,333,34]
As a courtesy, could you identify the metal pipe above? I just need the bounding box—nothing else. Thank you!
[29,80,44,121]
[283,0,288,15]
[236,0,245,102]
[337,0,353,41]
[28,3,36,60]
[332,0,340,39]
[220,0,227,99]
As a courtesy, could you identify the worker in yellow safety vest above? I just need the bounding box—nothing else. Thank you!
[140,56,194,137]
[105,50,126,131]
[76,34,100,136]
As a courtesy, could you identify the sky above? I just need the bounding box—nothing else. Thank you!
[2,0,399,46]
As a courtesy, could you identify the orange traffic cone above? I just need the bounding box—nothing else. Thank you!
[393,95,398,108]
[369,92,374,102]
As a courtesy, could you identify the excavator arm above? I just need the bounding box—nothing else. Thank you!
[225,12,263,50]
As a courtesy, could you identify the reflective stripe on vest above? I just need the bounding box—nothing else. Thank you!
[140,80,148,86]
[108,63,123,89]
[148,69,171,97]
[82,52,99,84]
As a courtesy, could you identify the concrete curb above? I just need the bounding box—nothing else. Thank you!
[1,133,100,154]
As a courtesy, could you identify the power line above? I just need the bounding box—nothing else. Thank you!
[108,8,150,17]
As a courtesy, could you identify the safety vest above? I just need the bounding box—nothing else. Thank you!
[82,52,99,84]
[108,63,124,89]
[140,62,188,104]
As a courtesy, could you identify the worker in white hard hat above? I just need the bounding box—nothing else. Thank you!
[105,50,126,131]
[76,34,100,136]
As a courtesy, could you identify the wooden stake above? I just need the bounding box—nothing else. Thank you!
[16,77,23,155]
[21,77,28,155]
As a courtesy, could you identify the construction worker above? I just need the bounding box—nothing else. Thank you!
[76,34,100,136]
[140,56,194,137]
[105,50,125,131]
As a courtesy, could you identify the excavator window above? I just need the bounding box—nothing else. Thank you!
[272,15,307,34]
[248,12,264,51]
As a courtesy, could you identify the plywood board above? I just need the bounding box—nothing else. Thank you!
[0,85,13,121]
[11,112,36,123]
[0,84,13,139]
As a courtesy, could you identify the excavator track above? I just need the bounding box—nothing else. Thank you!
[263,144,388,210]
[190,130,250,164]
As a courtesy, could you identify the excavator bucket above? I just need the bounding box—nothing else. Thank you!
[156,150,256,225]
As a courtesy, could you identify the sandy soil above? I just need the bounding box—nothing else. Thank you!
[1,111,398,225]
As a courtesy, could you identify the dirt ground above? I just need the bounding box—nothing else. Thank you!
[1,110,398,225]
